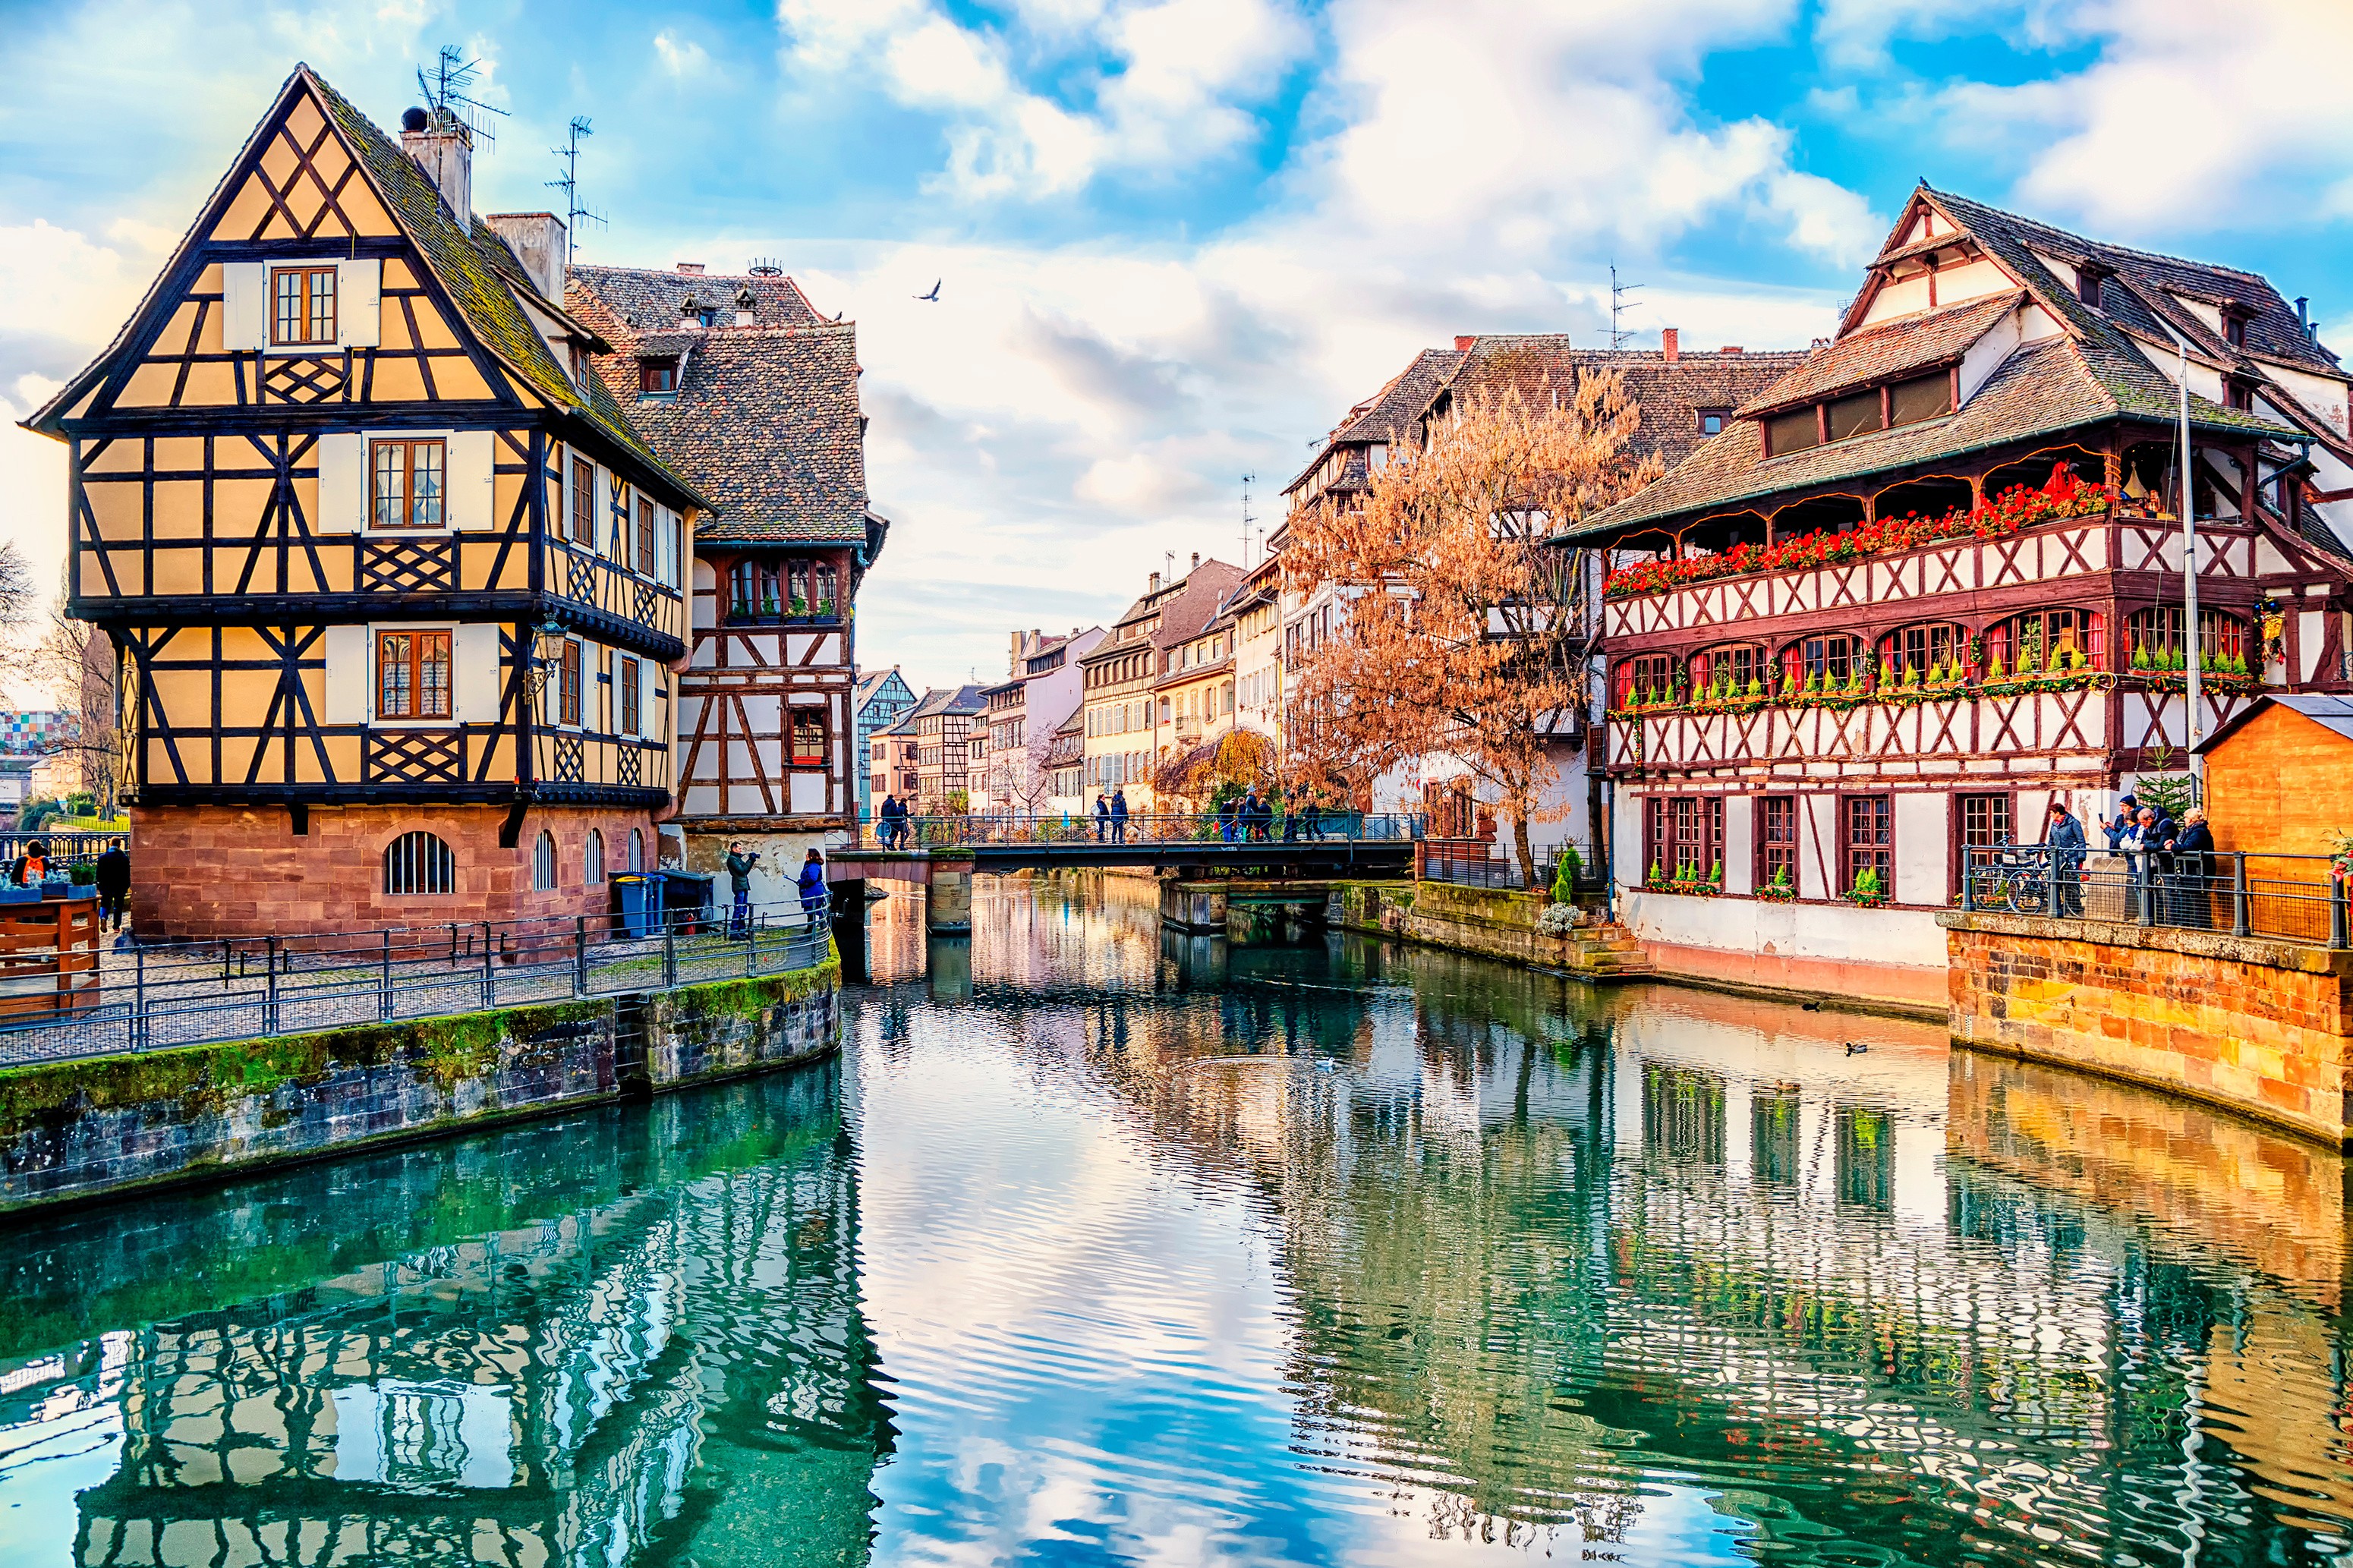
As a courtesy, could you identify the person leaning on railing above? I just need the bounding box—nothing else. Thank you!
[2044,801,2087,917]
[2165,808,2216,930]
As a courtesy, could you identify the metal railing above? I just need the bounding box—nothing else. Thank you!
[0,893,835,1067]
[1962,843,2350,948]
[867,811,1422,850]
[0,830,129,872]
[1420,842,1602,893]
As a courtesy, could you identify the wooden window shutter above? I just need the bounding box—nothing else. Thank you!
[446,430,496,529]
[453,624,502,722]
[314,433,365,533]
[323,625,369,725]
[337,259,382,348]
[222,262,267,351]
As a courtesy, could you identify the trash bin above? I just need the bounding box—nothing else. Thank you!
[611,874,657,940]
[658,870,714,935]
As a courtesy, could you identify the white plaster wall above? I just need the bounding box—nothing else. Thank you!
[1933,255,2016,309]
[1958,307,2022,404]
[2265,361,2351,439]
[1613,790,1645,889]
[1892,793,1946,907]
[1799,795,1836,902]
[1723,795,1755,896]
[1621,890,1948,971]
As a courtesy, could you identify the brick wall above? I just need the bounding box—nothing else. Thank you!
[128,802,661,940]
[1943,911,2353,1147]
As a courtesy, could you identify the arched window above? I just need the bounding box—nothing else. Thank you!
[1987,608,2106,673]
[628,830,645,873]
[1777,634,1864,689]
[1875,622,1967,679]
[384,831,453,896]
[532,830,557,891]
[1687,643,1765,695]
[1613,653,1677,706]
[584,829,606,885]
[2127,606,2246,668]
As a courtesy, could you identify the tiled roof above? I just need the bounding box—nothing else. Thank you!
[1925,188,2341,379]
[304,73,696,500]
[906,684,986,719]
[1284,349,1463,495]
[1738,292,2023,415]
[1445,336,1812,473]
[568,264,827,333]
[572,262,871,546]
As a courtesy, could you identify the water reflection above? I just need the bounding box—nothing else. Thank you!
[854,875,2353,1566]
[0,1068,891,1567]
[3,874,2349,1567]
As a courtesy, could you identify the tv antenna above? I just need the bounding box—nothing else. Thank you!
[1240,473,1258,566]
[417,46,507,146]
[547,116,606,261]
[1609,262,1643,350]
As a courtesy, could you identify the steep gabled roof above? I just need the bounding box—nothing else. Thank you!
[1739,291,2023,416]
[571,265,874,548]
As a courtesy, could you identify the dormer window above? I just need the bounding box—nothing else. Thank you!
[568,344,588,386]
[2222,307,2251,349]
[640,357,679,395]
[1698,408,1729,436]
[1761,371,1954,458]
[2224,375,2254,412]
[2074,263,2109,309]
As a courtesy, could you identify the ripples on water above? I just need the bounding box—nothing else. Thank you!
[2,874,2350,1567]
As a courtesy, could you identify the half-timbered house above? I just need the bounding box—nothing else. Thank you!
[1562,185,2353,1009]
[568,262,887,896]
[24,67,701,937]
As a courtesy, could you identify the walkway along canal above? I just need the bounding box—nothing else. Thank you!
[1,872,2349,1565]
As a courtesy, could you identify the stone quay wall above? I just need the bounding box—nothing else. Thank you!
[0,953,840,1216]
[1942,911,2353,1148]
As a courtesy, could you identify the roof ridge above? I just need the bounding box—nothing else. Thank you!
[1929,186,2270,285]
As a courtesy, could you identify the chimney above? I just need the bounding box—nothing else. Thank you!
[677,262,705,275]
[400,107,473,229]
[2298,297,2314,338]
[1721,345,1744,354]
[1661,327,1679,362]
[1454,335,1476,351]
[1190,551,1200,571]
[1148,571,1161,593]
[485,213,569,302]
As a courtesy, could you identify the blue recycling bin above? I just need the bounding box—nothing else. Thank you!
[611,874,656,940]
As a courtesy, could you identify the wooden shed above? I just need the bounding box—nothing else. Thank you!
[2194,693,2353,856]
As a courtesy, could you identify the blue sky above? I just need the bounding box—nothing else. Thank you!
[2,0,2349,688]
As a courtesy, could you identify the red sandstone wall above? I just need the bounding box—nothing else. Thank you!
[128,803,660,940]
[1945,918,2353,1147]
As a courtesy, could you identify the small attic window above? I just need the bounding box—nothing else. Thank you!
[2224,376,2254,412]
[2222,307,2251,349]
[640,357,679,395]
[2074,265,2107,309]
[1697,408,1730,436]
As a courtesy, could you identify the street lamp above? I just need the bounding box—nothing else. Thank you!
[2154,320,2203,782]
[527,615,569,698]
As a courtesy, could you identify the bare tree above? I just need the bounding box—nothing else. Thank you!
[1284,371,1661,886]
[30,605,122,820]
[0,542,32,630]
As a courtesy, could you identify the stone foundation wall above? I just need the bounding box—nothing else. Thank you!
[128,802,661,940]
[1326,880,1582,968]
[0,954,840,1215]
[1942,911,2353,1147]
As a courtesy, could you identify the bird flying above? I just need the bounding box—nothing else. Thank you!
[915,279,941,302]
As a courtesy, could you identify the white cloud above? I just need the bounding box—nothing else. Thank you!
[653,30,712,80]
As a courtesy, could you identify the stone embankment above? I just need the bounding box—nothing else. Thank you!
[1323,880,1649,979]
[1942,911,2351,1148]
[0,952,840,1215]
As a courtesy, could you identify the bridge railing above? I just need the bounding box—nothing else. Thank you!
[869,812,1422,851]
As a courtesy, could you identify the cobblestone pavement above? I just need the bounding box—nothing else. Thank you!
[0,921,830,1068]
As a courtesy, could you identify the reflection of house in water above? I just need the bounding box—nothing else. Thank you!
[1061,943,2353,1563]
[8,1073,891,1568]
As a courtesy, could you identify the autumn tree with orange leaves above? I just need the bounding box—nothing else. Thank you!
[1284,371,1662,887]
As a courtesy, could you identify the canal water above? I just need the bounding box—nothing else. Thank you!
[3,876,2350,1567]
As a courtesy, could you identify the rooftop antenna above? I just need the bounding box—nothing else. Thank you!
[547,116,606,262]
[1609,262,1643,350]
[1240,473,1257,566]
[417,46,507,146]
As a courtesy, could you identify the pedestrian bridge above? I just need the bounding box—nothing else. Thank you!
[830,813,1419,931]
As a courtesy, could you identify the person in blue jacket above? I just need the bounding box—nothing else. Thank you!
[799,848,830,927]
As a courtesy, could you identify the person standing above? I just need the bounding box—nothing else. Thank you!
[1300,795,1322,842]
[9,839,48,887]
[93,841,131,936]
[724,840,761,939]
[2096,792,2140,912]
[2166,808,2216,929]
[1110,788,1129,845]
[798,848,830,929]
[1094,793,1110,842]
[2135,804,2177,923]
[2044,800,2086,918]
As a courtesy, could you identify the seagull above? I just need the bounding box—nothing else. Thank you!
[1845,1041,1868,1055]
[915,279,942,302]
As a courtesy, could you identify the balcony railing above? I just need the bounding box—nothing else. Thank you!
[1962,842,2350,948]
